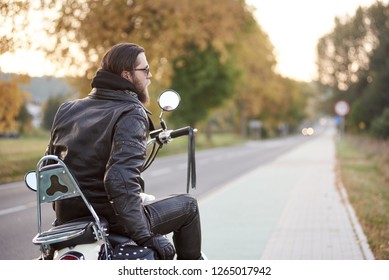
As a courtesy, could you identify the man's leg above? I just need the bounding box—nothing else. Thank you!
[144,194,202,260]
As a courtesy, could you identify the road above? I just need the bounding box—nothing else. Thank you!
[0,129,319,260]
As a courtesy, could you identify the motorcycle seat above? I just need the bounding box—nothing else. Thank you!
[108,233,136,248]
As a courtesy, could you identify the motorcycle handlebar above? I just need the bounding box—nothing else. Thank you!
[147,125,197,191]
[170,126,193,138]
[152,126,197,145]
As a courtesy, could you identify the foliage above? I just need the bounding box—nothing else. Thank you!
[41,94,66,130]
[316,1,389,138]
[0,0,30,55]
[38,0,306,134]
[2,0,310,137]
[0,75,30,133]
[39,0,251,91]
[227,14,310,136]
[16,102,33,133]
[34,0,270,125]
[230,14,279,135]
[370,108,389,139]
[170,44,237,127]
[317,7,370,91]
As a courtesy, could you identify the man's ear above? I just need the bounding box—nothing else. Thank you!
[121,70,134,82]
[121,70,129,79]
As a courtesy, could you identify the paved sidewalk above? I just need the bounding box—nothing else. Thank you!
[199,123,374,260]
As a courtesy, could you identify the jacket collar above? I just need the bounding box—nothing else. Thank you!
[89,69,151,114]
[88,88,152,115]
[91,69,136,91]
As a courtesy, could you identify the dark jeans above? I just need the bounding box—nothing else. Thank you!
[144,194,202,260]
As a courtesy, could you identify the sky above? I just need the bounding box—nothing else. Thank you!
[246,0,385,81]
[0,0,386,81]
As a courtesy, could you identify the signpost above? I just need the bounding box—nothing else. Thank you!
[334,100,350,137]
[335,100,350,117]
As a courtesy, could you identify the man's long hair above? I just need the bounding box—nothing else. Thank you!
[100,43,145,75]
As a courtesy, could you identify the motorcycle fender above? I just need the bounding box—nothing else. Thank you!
[53,240,106,260]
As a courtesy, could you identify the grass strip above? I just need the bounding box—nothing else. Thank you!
[336,135,389,259]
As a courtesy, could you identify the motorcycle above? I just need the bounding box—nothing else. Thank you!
[24,89,200,260]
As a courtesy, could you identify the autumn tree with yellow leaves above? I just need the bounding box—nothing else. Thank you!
[1,1,32,134]
[0,75,30,134]
[17,0,309,136]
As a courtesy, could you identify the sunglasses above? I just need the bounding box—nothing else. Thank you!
[134,66,150,76]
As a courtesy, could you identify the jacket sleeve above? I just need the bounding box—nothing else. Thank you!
[103,107,152,242]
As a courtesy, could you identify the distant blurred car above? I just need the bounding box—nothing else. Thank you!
[301,127,314,136]
[0,132,20,138]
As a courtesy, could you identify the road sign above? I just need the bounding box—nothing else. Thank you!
[334,100,350,116]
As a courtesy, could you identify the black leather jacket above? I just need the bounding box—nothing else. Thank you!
[49,83,153,242]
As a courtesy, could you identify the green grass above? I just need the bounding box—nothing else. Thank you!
[336,135,389,259]
[0,132,50,183]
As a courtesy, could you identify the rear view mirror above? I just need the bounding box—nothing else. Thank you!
[24,171,37,191]
[158,90,180,112]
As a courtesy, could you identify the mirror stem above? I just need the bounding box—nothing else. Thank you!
[159,111,167,130]
[161,120,167,130]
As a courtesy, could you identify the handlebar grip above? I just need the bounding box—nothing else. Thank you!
[170,126,192,138]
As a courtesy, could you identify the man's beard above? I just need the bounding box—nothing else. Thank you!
[133,78,150,105]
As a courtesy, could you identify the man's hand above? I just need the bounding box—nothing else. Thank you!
[140,234,175,260]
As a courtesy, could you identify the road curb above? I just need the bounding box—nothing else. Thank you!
[334,161,375,260]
